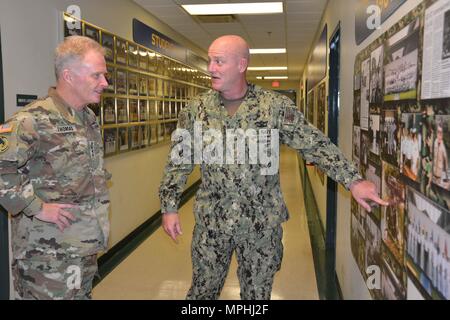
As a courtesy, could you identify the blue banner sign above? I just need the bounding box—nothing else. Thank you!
[133,18,186,63]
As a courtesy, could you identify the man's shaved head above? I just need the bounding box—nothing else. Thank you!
[209,35,250,61]
[207,35,250,98]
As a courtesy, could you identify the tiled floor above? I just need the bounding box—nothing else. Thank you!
[93,146,319,300]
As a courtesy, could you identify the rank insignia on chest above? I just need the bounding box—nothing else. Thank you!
[283,108,297,125]
[57,125,76,133]
[89,141,96,158]
[0,135,9,153]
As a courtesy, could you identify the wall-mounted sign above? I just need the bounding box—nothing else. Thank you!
[133,19,186,63]
[355,0,407,45]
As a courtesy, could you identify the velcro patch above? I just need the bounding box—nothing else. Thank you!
[283,108,297,125]
[0,135,9,153]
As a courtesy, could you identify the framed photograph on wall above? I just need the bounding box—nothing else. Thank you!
[103,128,117,156]
[102,97,115,125]
[116,98,128,123]
[116,69,127,95]
[101,32,114,62]
[171,101,177,119]
[384,18,420,101]
[138,47,148,70]
[129,126,140,149]
[431,114,450,191]
[128,42,138,68]
[164,81,170,98]
[118,127,129,152]
[149,100,158,120]
[139,75,148,96]
[158,100,164,120]
[139,100,148,122]
[83,23,99,42]
[116,37,127,65]
[381,108,399,167]
[399,112,422,183]
[317,82,326,134]
[148,52,158,73]
[129,99,139,122]
[164,101,171,119]
[405,186,450,300]
[128,72,138,96]
[141,125,150,147]
[148,78,156,96]
[381,161,406,265]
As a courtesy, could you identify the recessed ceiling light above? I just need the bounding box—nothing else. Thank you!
[248,66,287,71]
[182,2,283,15]
[250,48,286,54]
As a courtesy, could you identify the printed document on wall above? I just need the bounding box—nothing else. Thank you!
[421,0,450,99]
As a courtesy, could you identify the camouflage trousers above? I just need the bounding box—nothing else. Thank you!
[187,224,283,300]
[12,254,98,300]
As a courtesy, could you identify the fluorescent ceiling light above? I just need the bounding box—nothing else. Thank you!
[256,76,288,79]
[182,2,283,15]
[248,66,287,71]
[250,48,286,54]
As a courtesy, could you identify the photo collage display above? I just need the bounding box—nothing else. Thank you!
[352,0,450,300]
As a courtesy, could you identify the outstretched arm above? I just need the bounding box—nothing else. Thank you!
[349,179,389,212]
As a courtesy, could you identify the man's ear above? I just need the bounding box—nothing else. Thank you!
[61,69,73,84]
[238,57,248,73]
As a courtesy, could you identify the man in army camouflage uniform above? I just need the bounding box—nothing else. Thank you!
[159,35,388,300]
[0,36,110,299]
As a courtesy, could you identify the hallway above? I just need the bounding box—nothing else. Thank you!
[93,146,319,300]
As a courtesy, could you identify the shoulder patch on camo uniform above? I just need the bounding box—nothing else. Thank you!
[0,123,13,134]
[0,135,9,153]
[283,107,297,125]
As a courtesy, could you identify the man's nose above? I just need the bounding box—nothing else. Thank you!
[100,74,109,88]
[208,62,215,73]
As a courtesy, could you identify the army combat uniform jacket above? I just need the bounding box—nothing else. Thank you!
[159,84,361,235]
[0,88,110,261]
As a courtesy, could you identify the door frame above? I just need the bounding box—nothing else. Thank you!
[325,22,341,299]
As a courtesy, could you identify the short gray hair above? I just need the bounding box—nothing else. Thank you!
[55,35,105,80]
